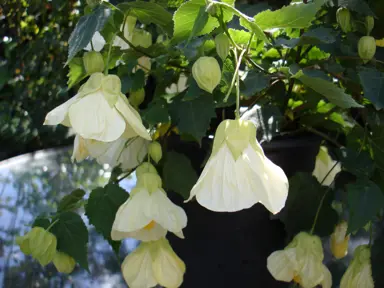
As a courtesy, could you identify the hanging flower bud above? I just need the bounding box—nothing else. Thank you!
[121,238,185,288]
[53,252,76,274]
[365,16,375,35]
[132,29,152,48]
[192,56,221,93]
[28,227,57,266]
[148,141,162,163]
[129,88,145,108]
[215,34,230,61]
[83,51,105,74]
[111,169,187,241]
[340,245,374,288]
[267,232,330,288]
[16,235,32,255]
[136,162,158,177]
[358,36,376,64]
[312,146,341,186]
[336,8,352,33]
[44,73,151,142]
[330,221,350,259]
[187,119,288,213]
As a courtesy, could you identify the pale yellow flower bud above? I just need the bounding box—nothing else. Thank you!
[358,36,376,64]
[366,16,375,35]
[330,221,349,259]
[136,162,158,177]
[28,227,57,266]
[336,8,352,33]
[312,146,341,186]
[129,88,145,108]
[192,56,221,93]
[148,141,162,163]
[53,251,76,274]
[215,33,230,61]
[16,235,32,255]
[83,51,105,74]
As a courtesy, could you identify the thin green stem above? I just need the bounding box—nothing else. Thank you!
[117,31,153,58]
[310,162,340,234]
[117,169,136,183]
[217,7,240,50]
[224,48,246,103]
[304,126,343,148]
[245,33,254,55]
[236,56,241,119]
[46,219,59,232]
[104,38,114,75]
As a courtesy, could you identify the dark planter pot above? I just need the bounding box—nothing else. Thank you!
[166,133,322,288]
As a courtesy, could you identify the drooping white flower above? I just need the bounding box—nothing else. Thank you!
[187,119,289,213]
[165,74,188,94]
[330,221,350,259]
[44,73,151,142]
[111,167,187,241]
[121,238,185,288]
[83,136,149,170]
[84,31,106,52]
[267,232,330,288]
[313,146,341,186]
[340,245,374,288]
[113,16,137,50]
[72,134,90,162]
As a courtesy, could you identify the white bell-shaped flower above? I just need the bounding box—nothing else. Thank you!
[340,245,374,288]
[84,31,106,52]
[111,166,187,241]
[187,119,289,213]
[44,73,151,142]
[267,232,330,288]
[72,134,90,162]
[165,74,188,94]
[122,238,185,288]
[313,146,341,186]
[83,136,149,170]
[113,16,137,50]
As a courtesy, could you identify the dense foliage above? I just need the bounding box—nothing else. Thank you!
[6,0,384,287]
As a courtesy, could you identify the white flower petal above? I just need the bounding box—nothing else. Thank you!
[298,254,324,288]
[313,146,341,186]
[121,244,157,288]
[44,94,80,126]
[267,249,296,282]
[353,264,374,288]
[84,32,106,52]
[189,144,259,212]
[111,190,154,237]
[244,145,289,214]
[71,135,89,163]
[113,36,130,50]
[148,189,187,234]
[123,222,167,242]
[68,91,126,142]
[152,241,185,288]
[115,96,151,140]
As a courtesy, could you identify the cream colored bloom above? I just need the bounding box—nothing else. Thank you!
[121,238,185,288]
[340,245,374,288]
[84,136,149,170]
[44,73,151,142]
[312,146,341,186]
[330,221,350,259]
[165,74,188,94]
[267,232,330,288]
[113,16,137,50]
[84,31,106,52]
[187,119,288,213]
[72,134,89,162]
[111,168,187,241]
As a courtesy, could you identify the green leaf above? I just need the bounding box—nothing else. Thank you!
[187,6,209,45]
[335,148,374,177]
[241,70,270,99]
[142,99,170,125]
[338,0,375,16]
[367,111,384,170]
[162,151,198,199]
[67,58,86,88]
[32,217,51,229]
[292,70,363,108]
[346,178,384,233]
[131,70,146,91]
[51,212,89,270]
[184,78,202,101]
[275,27,337,48]
[67,6,110,63]
[0,63,10,91]
[58,189,86,212]
[372,230,384,287]
[85,184,128,254]
[279,172,338,237]
[254,0,325,30]
[118,1,173,35]
[172,0,234,43]
[358,68,384,110]
[169,95,216,142]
